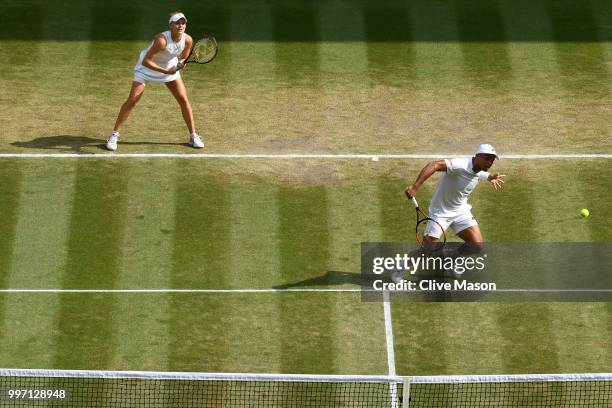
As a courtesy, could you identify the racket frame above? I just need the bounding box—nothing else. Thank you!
[408,196,447,250]
[185,35,218,65]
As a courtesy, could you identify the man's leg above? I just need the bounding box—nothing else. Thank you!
[456,225,484,255]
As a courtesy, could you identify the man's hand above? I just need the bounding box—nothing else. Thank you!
[176,61,186,70]
[488,174,506,190]
[405,185,418,198]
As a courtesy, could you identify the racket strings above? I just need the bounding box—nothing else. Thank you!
[415,208,447,249]
[188,36,218,64]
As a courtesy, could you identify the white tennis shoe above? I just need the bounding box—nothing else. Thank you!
[106,131,119,151]
[391,269,405,283]
[189,133,204,149]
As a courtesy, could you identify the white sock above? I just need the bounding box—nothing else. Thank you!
[111,131,119,136]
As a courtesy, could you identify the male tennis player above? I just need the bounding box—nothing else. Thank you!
[106,12,203,151]
[405,144,505,255]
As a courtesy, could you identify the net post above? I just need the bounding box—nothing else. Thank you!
[402,376,411,408]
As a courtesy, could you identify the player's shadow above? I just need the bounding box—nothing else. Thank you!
[11,135,188,152]
[274,268,487,302]
[273,271,373,289]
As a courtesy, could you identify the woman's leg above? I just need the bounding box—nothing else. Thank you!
[165,78,196,134]
[113,81,146,132]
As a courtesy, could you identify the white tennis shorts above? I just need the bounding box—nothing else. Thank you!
[424,210,478,239]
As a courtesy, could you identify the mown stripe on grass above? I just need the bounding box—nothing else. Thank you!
[497,0,554,42]
[574,161,612,242]
[498,1,562,97]
[548,2,610,98]
[278,186,334,373]
[272,2,320,85]
[548,303,612,372]
[169,163,231,289]
[226,183,280,288]
[364,4,415,86]
[478,162,562,374]
[0,161,75,368]
[327,183,382,372]
[439,303,504,374]
[167,162,231,371]
[534,163,611,371]
[229,2,274,40]
[0,160,23,365]
[214,185,283,372]
[88,3,140,41]
[391,303,451,375]
[53,160,129,369]
[318,6,368,159]
[0,161,22,287]
[0,3,45,40]
[272,2,320,43]
[410,2,464,89]
[183,3,231,42]
[495,303,562,374]
[42,1,93,41]
[378,174,419,243]
[491,167,561,373]
[454,0,512,92]
[319,1,368,79]
[225,4,275,148]
[111,160,177,371]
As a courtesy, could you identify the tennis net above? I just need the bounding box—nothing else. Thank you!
[0,369,610,407]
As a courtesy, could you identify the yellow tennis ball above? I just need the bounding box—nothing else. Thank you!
[580,208,590,217]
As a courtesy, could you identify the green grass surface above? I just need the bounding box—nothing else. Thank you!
[0,159,610,377]
[1,0,612,405]
[1,1,612,154]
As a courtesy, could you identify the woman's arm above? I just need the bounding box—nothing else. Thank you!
[142,35,178,75]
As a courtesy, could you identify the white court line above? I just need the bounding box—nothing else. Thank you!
[0,153,611,159]
[382,291,396,376]
[382,291,399,407]
[0,288,610,293]
[0,288,363,293]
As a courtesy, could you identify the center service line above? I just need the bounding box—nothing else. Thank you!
[382,291,400,408]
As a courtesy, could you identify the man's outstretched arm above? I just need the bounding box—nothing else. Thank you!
[405,160,447,198]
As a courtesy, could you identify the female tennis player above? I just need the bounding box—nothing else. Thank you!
[106,12,203,151]
[405,144,505,255]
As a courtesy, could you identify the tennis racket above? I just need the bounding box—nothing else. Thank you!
[408,196,447,252]
[184,35,218,65]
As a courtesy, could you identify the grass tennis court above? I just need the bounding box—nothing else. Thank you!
[1,0,612,405]
[0,159,610,376]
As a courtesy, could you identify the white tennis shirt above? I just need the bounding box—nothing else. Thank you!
[134,31,185,82]
[429,157,490,217]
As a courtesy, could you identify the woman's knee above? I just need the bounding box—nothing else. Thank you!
[123,96,140,109]
[177,97,191,110]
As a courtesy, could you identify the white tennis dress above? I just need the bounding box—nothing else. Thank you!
[134,30,185,84]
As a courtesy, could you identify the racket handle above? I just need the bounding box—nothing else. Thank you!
[410,197,419,208]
